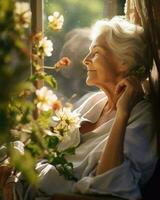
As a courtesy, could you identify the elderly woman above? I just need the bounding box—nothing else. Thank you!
[0,17,158,200]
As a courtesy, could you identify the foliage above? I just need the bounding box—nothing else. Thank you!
[0,0,81,187]
[0,0,30,145]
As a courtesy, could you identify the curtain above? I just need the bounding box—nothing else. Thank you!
[125,0,160,155]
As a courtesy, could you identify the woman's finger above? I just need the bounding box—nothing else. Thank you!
[115,78,130,95]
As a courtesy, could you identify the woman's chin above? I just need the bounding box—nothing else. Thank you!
[86,79,95,86]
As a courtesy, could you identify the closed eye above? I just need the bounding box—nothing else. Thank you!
[86,49,99,59]
[92,51,99,56]
[88,51,98,58]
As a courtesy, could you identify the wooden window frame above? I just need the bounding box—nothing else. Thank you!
[30,0,44,88]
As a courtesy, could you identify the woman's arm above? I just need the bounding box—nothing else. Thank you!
[96,76,143,175]
[96,112,129,175]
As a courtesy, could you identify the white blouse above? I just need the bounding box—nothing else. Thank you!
[16,91,158,200]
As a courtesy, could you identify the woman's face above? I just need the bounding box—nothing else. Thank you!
[83,34,123,88]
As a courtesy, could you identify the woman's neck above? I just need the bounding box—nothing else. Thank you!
[100,83,118,112]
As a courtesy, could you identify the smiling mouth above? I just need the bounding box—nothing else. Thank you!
[87,70,96,71]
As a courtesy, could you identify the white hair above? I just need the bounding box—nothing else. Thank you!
[91,16,148,78]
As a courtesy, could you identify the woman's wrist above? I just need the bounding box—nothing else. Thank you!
[115,110,130,123]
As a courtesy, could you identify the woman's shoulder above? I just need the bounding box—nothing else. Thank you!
[128,96,153,125]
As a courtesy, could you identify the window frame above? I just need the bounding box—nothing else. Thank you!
[30,0,44,88]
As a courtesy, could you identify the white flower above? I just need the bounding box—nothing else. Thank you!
[15,2,31,28]
[44,130,63,141]
[58,128,80,152]
[52,107,81,151]
[48,11,64,31]
[44,130,55,136]
[36,86,57,111]
[53,107,81,131]
[38,37,53,57]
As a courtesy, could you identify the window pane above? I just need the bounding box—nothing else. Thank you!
[44,0,104,103]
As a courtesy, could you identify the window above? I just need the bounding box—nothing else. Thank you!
[31,0,125,103]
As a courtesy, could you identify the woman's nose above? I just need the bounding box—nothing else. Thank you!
[83,54,91,66]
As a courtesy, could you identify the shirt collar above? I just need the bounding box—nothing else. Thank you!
[82,95,108,123]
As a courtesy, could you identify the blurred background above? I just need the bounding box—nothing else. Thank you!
[44,0,126,103]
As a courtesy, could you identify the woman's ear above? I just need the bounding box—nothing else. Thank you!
[119,61,129,73]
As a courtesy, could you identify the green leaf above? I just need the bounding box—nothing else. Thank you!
[49,154,66,165]
[61,147,76,156]
[37,110,53,129]
[43,75,57,89]
[29,75,37,82]
[14,81,35,95]
[30,123,47,150]
[56,163,77,181]
[20,105,33,124]
[46,136,59,148]
[10,148,39,185]
[25,142,42,157]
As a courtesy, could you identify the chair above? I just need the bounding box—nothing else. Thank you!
[142,159,160,200]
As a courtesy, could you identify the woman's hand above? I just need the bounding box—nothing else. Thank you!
[115,76,143,117]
